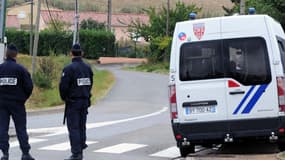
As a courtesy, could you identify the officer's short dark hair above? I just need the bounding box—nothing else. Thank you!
[6,43,18,58]
[71,43,82,57]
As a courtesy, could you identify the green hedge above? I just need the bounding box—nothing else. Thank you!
[5,29,115,58]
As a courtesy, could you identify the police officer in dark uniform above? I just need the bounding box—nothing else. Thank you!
[59,44,93,160]
[0,44,35,160]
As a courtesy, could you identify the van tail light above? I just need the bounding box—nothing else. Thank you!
[277,77,285,112]
[169,85,178,119]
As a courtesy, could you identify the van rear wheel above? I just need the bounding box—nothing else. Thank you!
[179,145,195,158]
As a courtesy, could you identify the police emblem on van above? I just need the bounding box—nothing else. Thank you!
[193,23,205,40]
[178,32,187,41]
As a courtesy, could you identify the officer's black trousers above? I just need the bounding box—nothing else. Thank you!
[66,100,88,154]
[0,101,31,154]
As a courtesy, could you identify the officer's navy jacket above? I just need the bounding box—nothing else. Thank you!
[59,57,93,101]
[0,58,33,103]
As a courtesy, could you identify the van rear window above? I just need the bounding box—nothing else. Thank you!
[180,37,271,85]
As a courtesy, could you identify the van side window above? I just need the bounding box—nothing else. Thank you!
[224,38,271,85]
[277,39,285,72]
[179,40,223,81]
[180,37,271,85]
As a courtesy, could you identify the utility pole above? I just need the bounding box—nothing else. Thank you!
[240,0,245,15]
[166,0,170,36]
[73,0,79,44]
[0,0,7,43]
[30,0,34,56]
[107,0,112,31]
[32,0,41,76]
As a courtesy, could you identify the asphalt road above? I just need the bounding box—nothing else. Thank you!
[7,65,281,160]
[8,65,176,160]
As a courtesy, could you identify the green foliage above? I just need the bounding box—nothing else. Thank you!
[46,18,70,32]
[7,0,27,8]
[80,18,106,30]
[17,55,115,109]
[128,2,201,62]
[5,29,30,54]
[79,30,115,58]
[129,2,201,41]
[224,0,285,29]
[6,30,115,59]
[33,57,56,89]
[33,71,52,89]
[48,0,99,11]
[38,30,72,56]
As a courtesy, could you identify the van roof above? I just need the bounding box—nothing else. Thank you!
[174,14,285,41]
[176,15,282,27]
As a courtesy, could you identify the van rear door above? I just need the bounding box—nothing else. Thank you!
[177,40,228,123]
[223,37,276,121]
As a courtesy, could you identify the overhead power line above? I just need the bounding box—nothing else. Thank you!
[45,0,58,31]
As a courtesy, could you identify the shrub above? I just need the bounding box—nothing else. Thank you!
[33,57,56,89]
[5,29,116,59]
[33,71,53,89]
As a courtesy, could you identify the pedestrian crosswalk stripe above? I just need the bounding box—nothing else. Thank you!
[39,141,98,151]
[150,146,180,158]
[195,146,204,152]
[94,143,147,154]
[10,138,47,148]
[150,146,204,158]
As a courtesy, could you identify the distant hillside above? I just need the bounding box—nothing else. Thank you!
[9,0,233,16]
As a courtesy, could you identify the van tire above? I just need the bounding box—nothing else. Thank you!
[179,145,195,157]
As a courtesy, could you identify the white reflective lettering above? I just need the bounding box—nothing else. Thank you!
[0,78,17,86]
[77,78,91,86]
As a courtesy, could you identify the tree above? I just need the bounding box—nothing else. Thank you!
[128,2,201,62]
[223,0,240,16]
[46,19,69,32]
[80,18,106,31]
[224,0,285,29]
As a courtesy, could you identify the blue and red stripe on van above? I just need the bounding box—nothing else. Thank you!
[232,84,269,115]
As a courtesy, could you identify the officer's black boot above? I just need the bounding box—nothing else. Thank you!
[21,153,35,160]
[82,144,88,150]
[0,151,9,160]
[64,153,83,160]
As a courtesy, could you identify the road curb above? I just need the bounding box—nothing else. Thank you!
[277,152,285,160]
[27,105,65,115]
[9,105,65,137]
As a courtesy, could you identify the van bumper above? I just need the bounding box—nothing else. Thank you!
[172,117,285,145]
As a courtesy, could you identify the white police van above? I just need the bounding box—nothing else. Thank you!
[169,12,285,157]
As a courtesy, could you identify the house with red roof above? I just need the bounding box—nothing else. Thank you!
[40,10,149,41]
[6,1,149,41]
[6,15,21,30]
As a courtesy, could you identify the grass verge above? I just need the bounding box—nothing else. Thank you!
[278,152,285,159]
[17,54,115,109]
[125,62,169,74]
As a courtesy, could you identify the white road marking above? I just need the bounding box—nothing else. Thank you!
[39,141,97,151]
[94,143,147,154]
[150,146,205,158]
[195,146,204,152]
[150,146,180,158]
[10,138,47,148]
[28,107,168,137]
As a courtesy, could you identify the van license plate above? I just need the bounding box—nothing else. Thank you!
[185,106,216,115]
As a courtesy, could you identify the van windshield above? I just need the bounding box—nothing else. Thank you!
[179,37,272,85]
